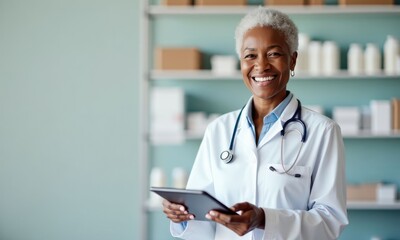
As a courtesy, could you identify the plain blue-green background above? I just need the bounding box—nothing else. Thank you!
[0,0,140,239]
[1,0,399,240]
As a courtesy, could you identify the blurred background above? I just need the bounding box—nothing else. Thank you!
[0,0,140,239]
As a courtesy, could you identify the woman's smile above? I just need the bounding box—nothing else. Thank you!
[252,75,276,82]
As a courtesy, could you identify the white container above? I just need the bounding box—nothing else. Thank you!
[347,43,364,75]
[332,106,361,134]
[364,43,382,75]
[397,55,400,74]
[322,41,340,75]
[149,168,166,206]
[211,55,238,75]
[384,35,399,75]
[187,112,208,135]
[150,167,166,188]
[377,184,397,203]
[150,87,185,144]
[296,33,310,72]
[308,41,323,75]
[370,100,391,133]
[172,167,188,189]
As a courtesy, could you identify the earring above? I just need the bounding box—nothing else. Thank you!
[290,70,295,77]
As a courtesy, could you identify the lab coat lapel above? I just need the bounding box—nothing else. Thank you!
[257,97,298,148]
[236,105,258,159]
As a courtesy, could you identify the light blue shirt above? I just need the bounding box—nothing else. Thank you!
[245,92,293,145]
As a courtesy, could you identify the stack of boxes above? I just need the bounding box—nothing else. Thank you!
[150,87,185,144]
[347,183,397,203]
[333,99,400,135]
[332,107,361,134]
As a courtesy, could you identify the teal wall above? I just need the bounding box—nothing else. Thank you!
[147,4,400,240]
[0,0,140,239]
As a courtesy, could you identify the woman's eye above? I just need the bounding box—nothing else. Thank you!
[244,54,256,59]
[268,52,282,58]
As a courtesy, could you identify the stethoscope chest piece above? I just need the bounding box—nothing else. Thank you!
[220,150,233,163]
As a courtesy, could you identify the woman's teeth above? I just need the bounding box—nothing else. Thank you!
[253,76,275,82]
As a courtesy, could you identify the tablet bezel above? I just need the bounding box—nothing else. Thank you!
[150,187,238,221]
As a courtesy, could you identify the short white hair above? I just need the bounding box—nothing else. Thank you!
[235,7,299,57]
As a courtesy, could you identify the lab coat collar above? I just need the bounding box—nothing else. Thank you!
[239,96,299,148]
[238,96,255,132]
[280,95,299,123]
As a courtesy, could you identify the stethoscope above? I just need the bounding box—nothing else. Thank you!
[220,99,307,178]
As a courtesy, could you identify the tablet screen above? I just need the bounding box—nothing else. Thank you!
[150,187,238,221]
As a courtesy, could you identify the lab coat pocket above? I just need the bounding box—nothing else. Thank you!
[264,164,311,210]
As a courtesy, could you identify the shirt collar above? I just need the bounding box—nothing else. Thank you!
[245,91,293,127]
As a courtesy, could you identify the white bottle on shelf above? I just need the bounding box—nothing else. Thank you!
[397,55,400,74]
[384,35,399,75]
[148,167,166,207]
[308,41,323,75]
[347,43,364,75]
[296,33,310,73]
[172,167,187,189]
[322,41,340,75]
[364,43,382,75]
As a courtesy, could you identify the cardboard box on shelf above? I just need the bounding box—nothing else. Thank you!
[265,0,305,5]
[392,98,400,130]
[162,0,192,6]
[155,48,201,70]
[195,0,246,5]
[307,0,324,5]
[347,183,379,201]
[339,0,393,5]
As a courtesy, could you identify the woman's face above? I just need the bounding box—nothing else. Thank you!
[240,26,297,103]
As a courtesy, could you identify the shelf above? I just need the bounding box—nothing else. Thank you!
[148,5,400,16]
[343,130,400,139]
[149,130,400,143]
[151,70,242,80]
[145,201,400,211]
[347,201,400,210]
[150,70,400,81]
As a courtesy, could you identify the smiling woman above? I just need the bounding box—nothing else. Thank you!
[161,7,348,240]
[240,26,297,128]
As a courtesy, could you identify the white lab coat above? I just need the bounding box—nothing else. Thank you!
[171,96,348,240]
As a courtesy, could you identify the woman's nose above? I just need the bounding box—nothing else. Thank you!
[255,56,271,71]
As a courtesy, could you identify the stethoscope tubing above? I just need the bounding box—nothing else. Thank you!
[219,105,245,163]
[220,99,307,178]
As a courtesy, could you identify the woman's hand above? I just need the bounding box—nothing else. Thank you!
[162,199,194,223]
[205,202,265,236]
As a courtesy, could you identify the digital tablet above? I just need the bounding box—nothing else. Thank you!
[150,187,238,221]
